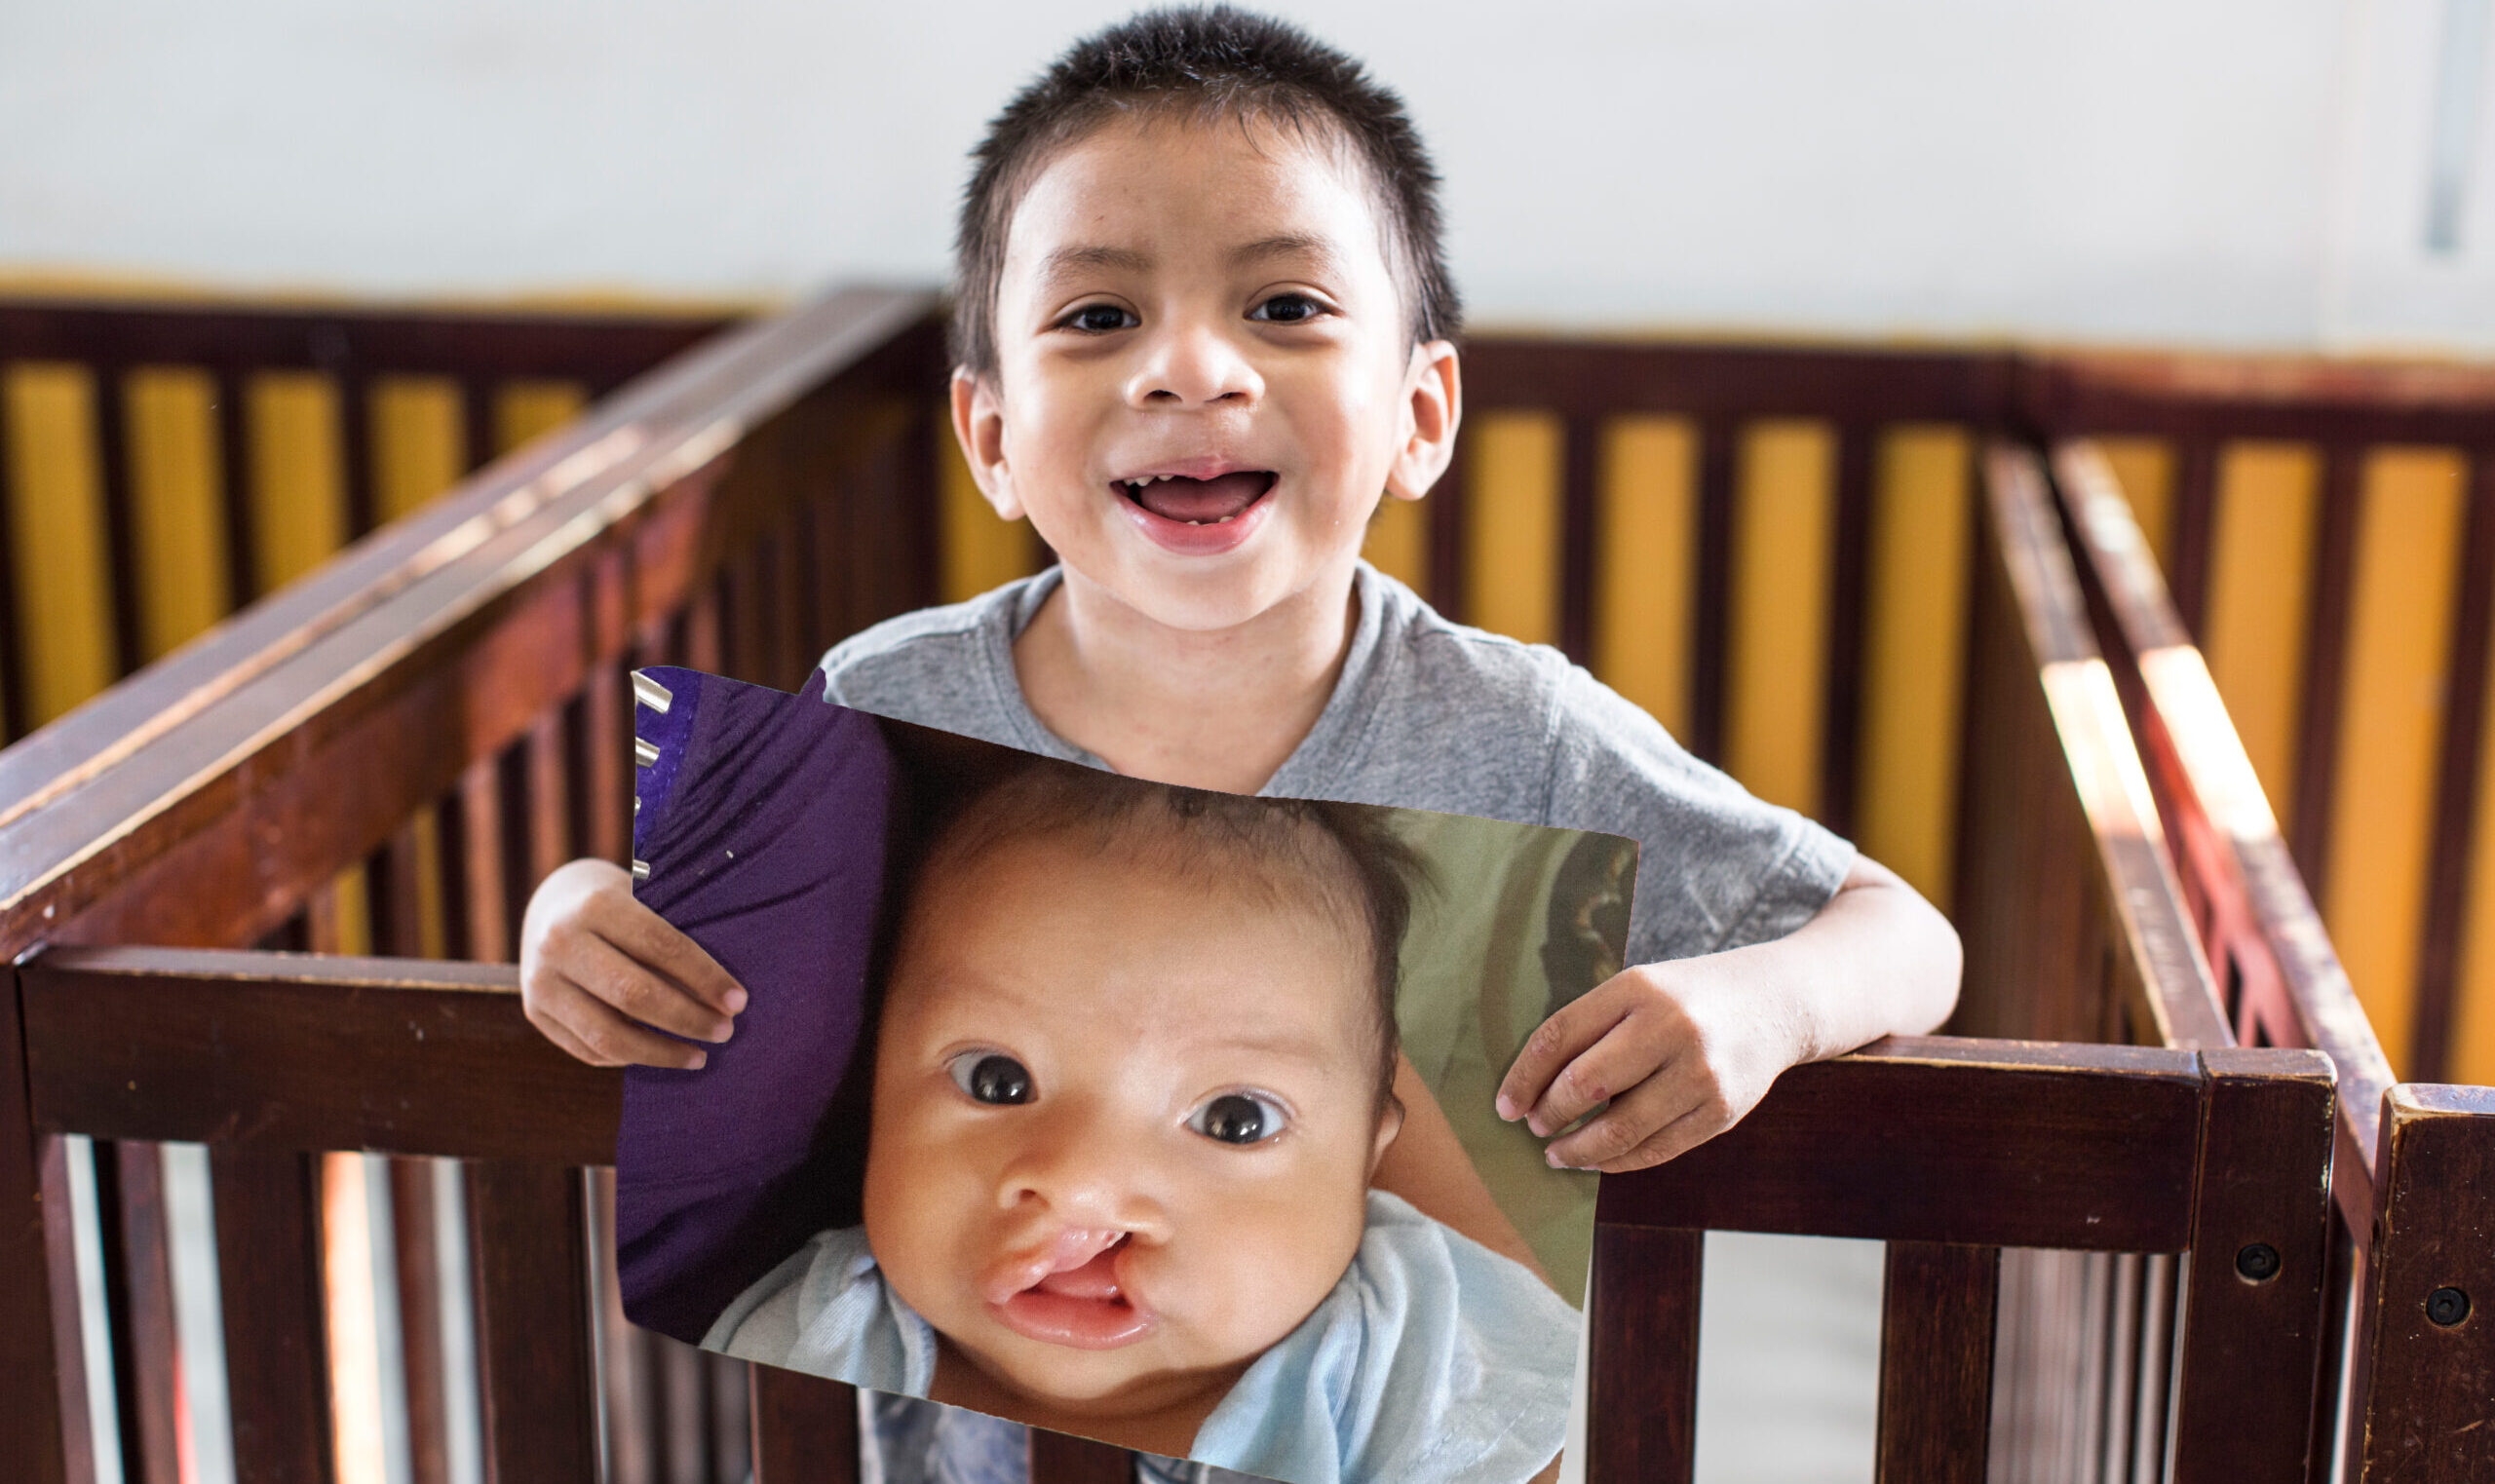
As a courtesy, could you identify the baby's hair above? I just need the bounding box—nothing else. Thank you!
[952,4,1461,377]
[908,761,1425,1111]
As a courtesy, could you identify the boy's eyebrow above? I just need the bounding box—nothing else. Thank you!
[1039,244,1152,283]
[1226,232,1340,272]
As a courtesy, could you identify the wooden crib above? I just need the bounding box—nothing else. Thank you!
[0,288,2483,1483]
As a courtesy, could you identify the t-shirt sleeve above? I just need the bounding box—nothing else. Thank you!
[1542,662,1855,967]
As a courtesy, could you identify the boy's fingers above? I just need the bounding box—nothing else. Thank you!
[1495,991,1625,1126]
[1545,1077,1704,1169]
[584,888,748,1016]
[1580,1102,1718,1174]
[533,976,709,1070]
[1517,1005,1680,1138]
[565,930,736,1043]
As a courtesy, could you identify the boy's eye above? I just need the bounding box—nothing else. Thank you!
[948,1051,1033,1105]
[1062,303,1137,333]
[1248,293,1324,324]
[1187,1091,1288,1146]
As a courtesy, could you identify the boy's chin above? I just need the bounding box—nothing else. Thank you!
[958,1332,1241,1419]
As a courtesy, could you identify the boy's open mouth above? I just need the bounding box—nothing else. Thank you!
[985,1229,1155,1351]
[1115,471,1277,527]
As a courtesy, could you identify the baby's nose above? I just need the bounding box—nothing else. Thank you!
[996,1112,1172,1238]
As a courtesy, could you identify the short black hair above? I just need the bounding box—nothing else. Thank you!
[952,4,1462,376]
[905,759,1424,1111]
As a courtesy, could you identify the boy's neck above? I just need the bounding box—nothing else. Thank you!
[1014,560,1361,794]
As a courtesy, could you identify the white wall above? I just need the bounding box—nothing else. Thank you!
[3,0,2490,353]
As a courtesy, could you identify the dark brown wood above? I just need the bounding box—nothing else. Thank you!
[2169,437,2219,637]
[1558,412,1601,666]
[1,966,76,1484]
[749,1366,860,1484]
[339,370,378,541]
[2285,446,2362,899]
[1690,415,1739,764]
[92,363,145,680]
[1587,1223,1702,1484]
[2353,1084,2495,1483]
[37,1138,96,1484]
[213,368,259,618]
[210,1146,333,1484]
[96,1140,181,1484]
[1874,1242,1999,1484]
[1025,1428,1134,1484]
[1597,1037,2205,1251]
[2169,1046,2338,1482]
[466,1161,596,1484]
[1820,423,1876,839]
[390,1158,452,1484]
[2410,450,2495,1082]
[21,947,620,1164]
[708,1350,752,1484]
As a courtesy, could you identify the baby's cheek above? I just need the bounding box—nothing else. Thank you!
[1183,1183,1366,1357]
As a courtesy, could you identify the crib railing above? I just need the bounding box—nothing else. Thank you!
[2052,441,2495,1483]
[0,288,2484,1482]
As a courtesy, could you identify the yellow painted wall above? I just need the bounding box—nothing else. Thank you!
[1855,425,1972,908]
[2200,441,2319,829]
[2,363,116,724]
[1593,416,1697,740]
[1724,419,1836,818]
[1464,411,1563,647]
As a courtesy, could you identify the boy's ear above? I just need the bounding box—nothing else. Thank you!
[949,368,1025,522]
[1368,1092,1407,1174]
[1383,340,1461,504]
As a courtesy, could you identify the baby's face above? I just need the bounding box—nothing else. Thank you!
[956,111,1455,634]
[863,828,1395,1419]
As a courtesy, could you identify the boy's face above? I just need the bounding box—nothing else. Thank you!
[955,113,1459,633]
[864,827,1399,1418]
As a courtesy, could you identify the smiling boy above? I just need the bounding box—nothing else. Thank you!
[522,8,1960,1481]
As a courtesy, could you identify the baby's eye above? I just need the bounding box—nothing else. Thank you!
[1187,1091,1288,1146]
[1061,303,1137,334]
[948,1051,1033,1105]
[1248,293,1324,324]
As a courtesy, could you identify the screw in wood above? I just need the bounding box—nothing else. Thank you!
[2427,1287,2471,1327]
[2234,1243,2281,1282]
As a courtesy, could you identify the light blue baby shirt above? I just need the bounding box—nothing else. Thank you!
[703,1190,1578,1484]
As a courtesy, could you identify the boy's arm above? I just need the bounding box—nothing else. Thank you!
[1495,855,1960,1174]
[520,858,748,1068]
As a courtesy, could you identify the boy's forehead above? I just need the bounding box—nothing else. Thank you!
[1000,114,1399,293]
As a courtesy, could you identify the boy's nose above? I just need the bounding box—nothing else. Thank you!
[1126,319,1262,409]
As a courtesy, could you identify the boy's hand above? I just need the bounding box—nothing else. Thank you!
[519,857,748,1069]
[1493,954,1795,1174]
[1493,856,1961,1174]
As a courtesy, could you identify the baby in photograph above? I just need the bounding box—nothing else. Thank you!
[702,762,1577,1484]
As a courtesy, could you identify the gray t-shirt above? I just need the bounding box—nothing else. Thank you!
[818,561,1853,967]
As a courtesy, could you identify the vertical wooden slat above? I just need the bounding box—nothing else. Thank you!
[2097,1253,2141,1483]
[748,1366,860,1484]
[2168,438,2220,637]
[2450,506,2495,1084]
[455,759,512,964]
[1819,423,1878,840]
[1875,1241,1999,1484]
[97,1140,181,1484]
[4,963,79,1484]
[1464,410,1563,647]
[707,1351,751,1484]
[2321,448,2469,1078]
[211,369,260,608]
[89,363,145,680]
[1855,424,1972,910]
[2285,445,2364,900]
[1724,419,1836,818]
[2351,1085,2495,1483]
[465,1161,595,1484]
[210,1147,333,1484]
[1588,1224,1702,1484]
[2413,451,2495,1082]
[1690,415,1740,765]
[2169,1048,2336,1482]
[1558,412,1601,666]
[1026,1428,1133,1484]
[389,1159,451,1484]
[2134,1251,2179,1484]
[661,1340,710,1484]
[1592,415,1698,740]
